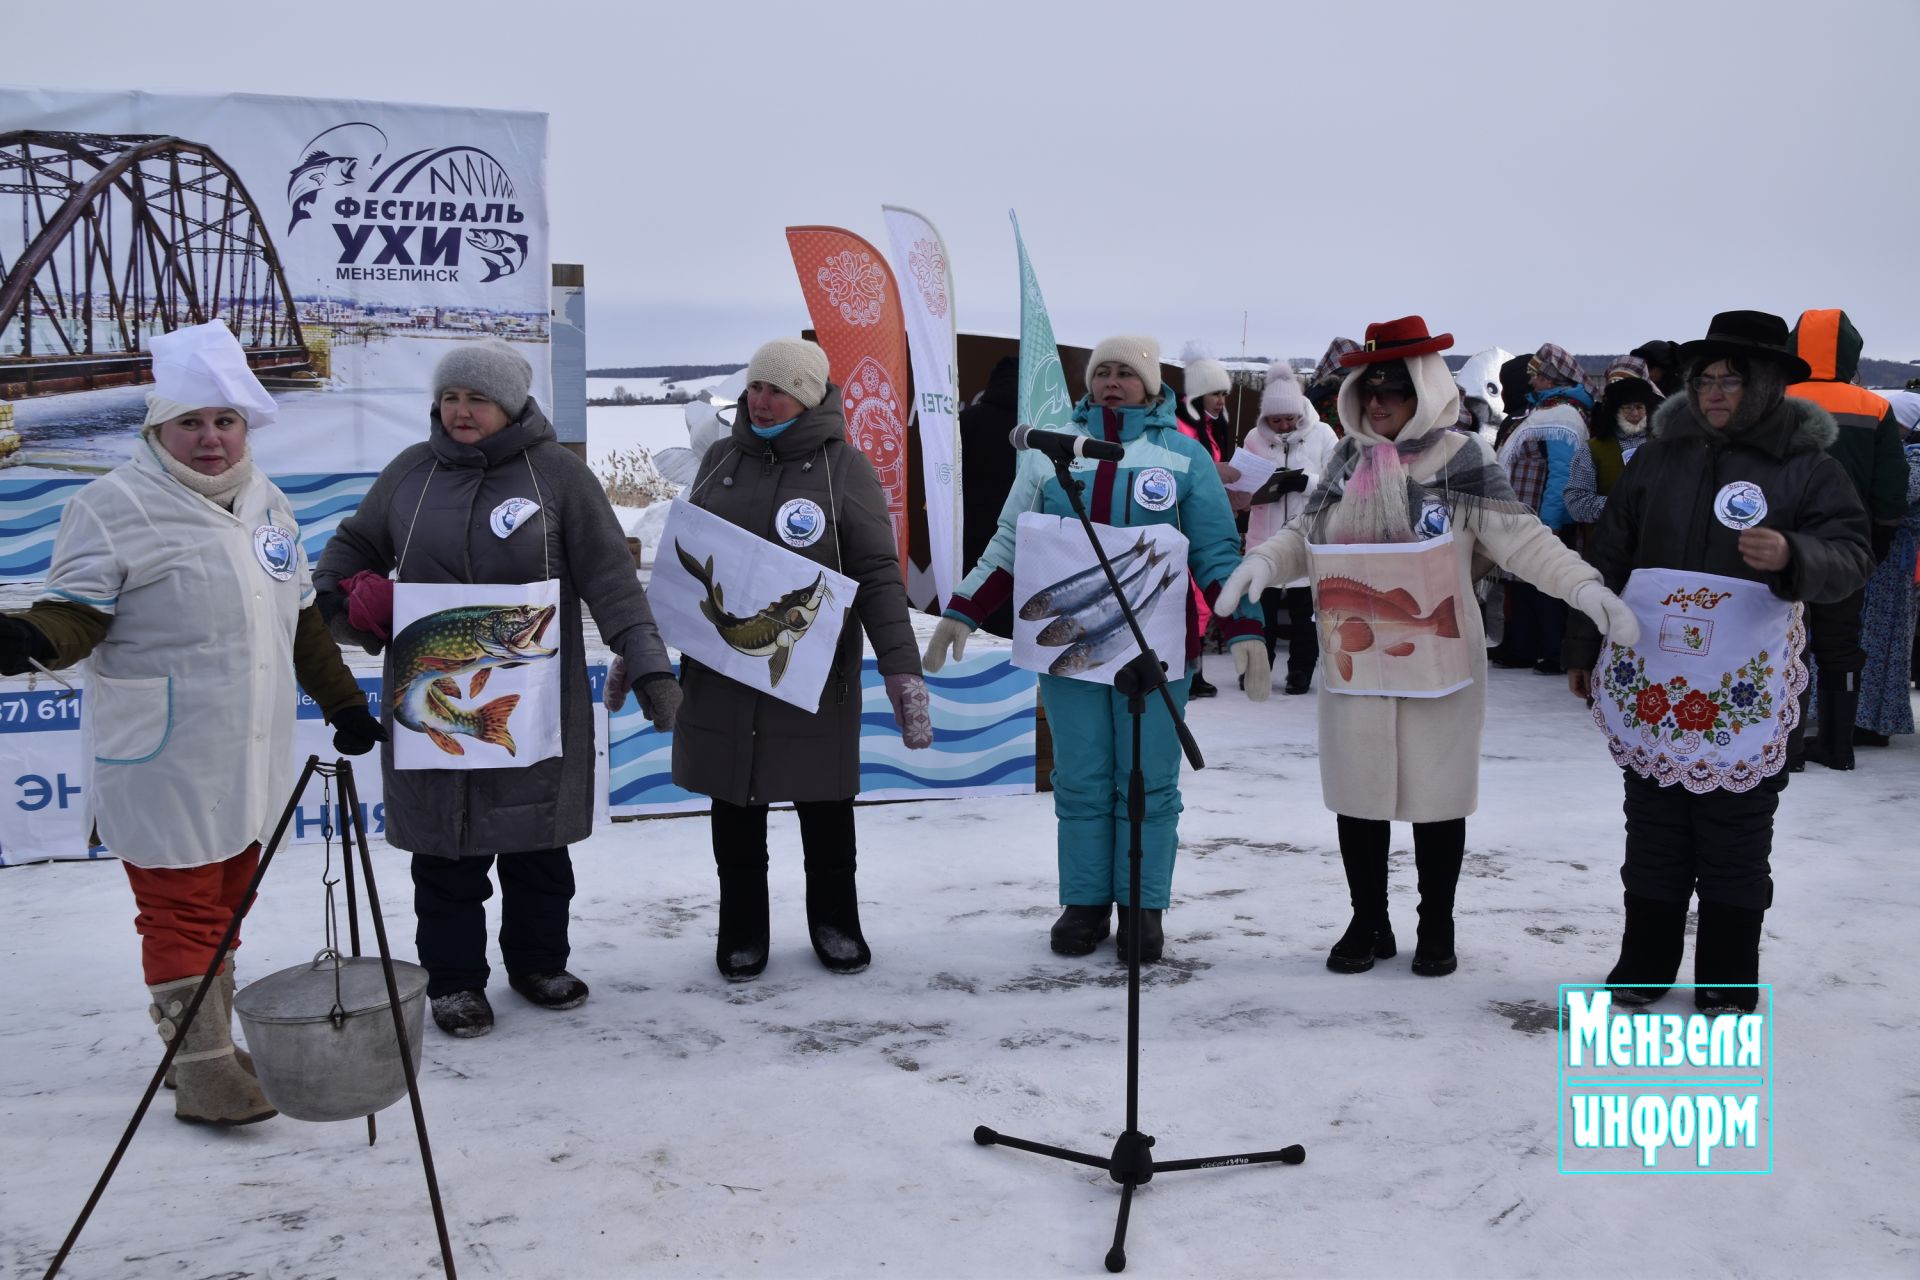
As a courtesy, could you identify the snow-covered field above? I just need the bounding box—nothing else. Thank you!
[3,668,1916,1279]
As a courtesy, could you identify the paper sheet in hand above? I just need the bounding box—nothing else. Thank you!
[649,499,857,712]
[1011,513,1189,685]
[1223,447,1279,494]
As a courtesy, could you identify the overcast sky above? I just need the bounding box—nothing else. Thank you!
[11,0,1919,367]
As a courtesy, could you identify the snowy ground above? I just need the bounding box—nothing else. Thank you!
[2,668,1917,1279]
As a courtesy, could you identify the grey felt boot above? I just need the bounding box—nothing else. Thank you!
[148,973,275,1126]
[165,952,253,1090]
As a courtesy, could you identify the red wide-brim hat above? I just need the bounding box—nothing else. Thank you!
[1340,315,1455,366]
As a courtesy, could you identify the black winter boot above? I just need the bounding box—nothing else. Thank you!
[1410,820,1465,977]
[1693,899,1765,1014]
[712,802,772,982]
[803,860,870,975]
[1113,906,1164,964]
[1328,817,1395,973]
[1050,904,1112,956]
[1805,671,1859,771]
[1604,892,1690,1005]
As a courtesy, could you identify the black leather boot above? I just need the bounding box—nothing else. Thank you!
[1410,820,1465,977]
[1050,904,1111,955]
[1693,899,1765,1014]
[1114,905,1164,964]
[1328,817,1395,973]
[1604,892,1691,1005]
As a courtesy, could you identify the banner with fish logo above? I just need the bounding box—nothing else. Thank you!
[1010,513,1188,685]
[1009,211,1074,434]
[1590,568,1805,793]
[785,225,912,576]
[881,205,963,609]
[389,580,563,770]
[0,86,549,582]
[649,499,857,713]
[1306,533,1473,698]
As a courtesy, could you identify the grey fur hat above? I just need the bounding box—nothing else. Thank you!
[433,338,533,415]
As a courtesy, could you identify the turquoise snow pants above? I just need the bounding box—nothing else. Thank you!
[1038,670,1193,909]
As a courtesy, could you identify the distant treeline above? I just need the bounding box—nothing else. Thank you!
[587,364,745,380]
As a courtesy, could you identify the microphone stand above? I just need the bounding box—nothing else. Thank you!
[973,448,1304,1273]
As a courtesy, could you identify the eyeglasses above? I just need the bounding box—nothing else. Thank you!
[1360,388,1412,406]
[1690,375,1745,395]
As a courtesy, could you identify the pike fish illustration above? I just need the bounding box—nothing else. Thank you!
[675,542,833,687]
[1315,576,1461,682]
[1033,546,1172,646]
[1048,569,1182,676]
[1017,533,1155,622]
[466,229,530,283]
[285,151,356,234]
[388,603,558,757]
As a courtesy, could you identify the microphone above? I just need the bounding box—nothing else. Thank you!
[1010,424,1126,464]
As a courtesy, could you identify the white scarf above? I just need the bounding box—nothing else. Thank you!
[142,426,255,509]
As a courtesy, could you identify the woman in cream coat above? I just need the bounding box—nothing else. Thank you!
[1219,317,1638,977]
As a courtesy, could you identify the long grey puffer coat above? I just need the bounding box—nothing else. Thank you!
[314,401,671,857]
[671,386,920,807]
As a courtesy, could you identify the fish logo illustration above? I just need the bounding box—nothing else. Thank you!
[1315,576,1461,682]
[490,497,540,539]
[1133,467,1176,512]
[388,603,558,757]
[1416,499,1452,540]
[1712,481,1767,531]
[776,499,826,548]
[675,543,834,687]
[465,229,530,283]
[252,525,297,582]
[285,122,387,235]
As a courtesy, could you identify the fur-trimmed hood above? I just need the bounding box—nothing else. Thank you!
[1652,389,1839,458]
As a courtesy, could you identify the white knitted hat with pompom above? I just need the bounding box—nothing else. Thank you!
[1259,362,1310,421]
[1179,340,1232,403]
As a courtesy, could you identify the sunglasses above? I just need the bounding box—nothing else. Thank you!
[1360,387,1413,406]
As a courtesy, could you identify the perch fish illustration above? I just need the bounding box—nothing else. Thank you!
[388,603,558,756]
[1315,577,1460,682]
[675,542,834,687]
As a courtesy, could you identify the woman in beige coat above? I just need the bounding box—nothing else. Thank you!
[1219,317,1638,977]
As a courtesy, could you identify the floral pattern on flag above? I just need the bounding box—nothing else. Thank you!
[907,237,948,318]
[816,249,885,327]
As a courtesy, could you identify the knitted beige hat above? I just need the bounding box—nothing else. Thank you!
[1086,335,1162,397]
[746,338,831,409]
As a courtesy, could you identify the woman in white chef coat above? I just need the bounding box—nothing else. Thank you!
[0,322,383,1127]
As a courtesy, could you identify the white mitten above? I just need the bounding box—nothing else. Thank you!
[1570,580,1641,647]
[1215,553,1277,616]
[923,616,974,673]
[1232,640,1272,702]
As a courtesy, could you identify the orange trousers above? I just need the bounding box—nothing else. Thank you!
[122,844,261,984]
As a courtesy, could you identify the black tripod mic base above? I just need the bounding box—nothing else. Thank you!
[973,1126,998,1146]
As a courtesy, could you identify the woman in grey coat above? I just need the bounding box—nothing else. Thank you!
[316,339,679,1038]
[670,338,930,981]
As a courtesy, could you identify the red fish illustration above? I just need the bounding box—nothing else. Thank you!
[1315,576,1461,681]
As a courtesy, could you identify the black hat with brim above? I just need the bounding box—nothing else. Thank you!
[1677,310,1812,384]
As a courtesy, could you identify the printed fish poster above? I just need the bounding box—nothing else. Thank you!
[650,499,857,713]
[1011,513,1188,686]
[1305,533,1472,698]
[389,579,565,770]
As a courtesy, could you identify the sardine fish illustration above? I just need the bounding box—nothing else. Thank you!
[388,603,558,756]
[1017,533,1154,621]
[1315,576,1461,682]
[1033,546,1172,646]
[1048,569,1181,676]
[465,229,530,283]
[675,542,833,687]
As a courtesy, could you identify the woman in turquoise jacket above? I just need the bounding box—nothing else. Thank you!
[925,335,1270,963]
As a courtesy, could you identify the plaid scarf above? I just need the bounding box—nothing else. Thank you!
[1301,429,1535,543]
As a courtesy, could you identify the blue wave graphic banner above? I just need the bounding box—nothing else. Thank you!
[609,652,1037,814]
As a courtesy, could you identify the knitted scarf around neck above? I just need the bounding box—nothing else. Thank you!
[143,428,255,509]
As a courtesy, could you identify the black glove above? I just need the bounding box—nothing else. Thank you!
[330,704,389,756]
[0,616,52,677]
[1273,469,1309,495]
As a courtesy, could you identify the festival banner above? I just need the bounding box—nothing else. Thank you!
[1011,514,1188,686]
[0,85,551,581]
[881,205,962,608]
[1009,211,1074,433]
[784,225,912,574]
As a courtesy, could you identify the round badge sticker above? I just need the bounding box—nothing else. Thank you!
[776,498,827,548]
[490,497,541,539]
[252,524,297,582]
[1712,481,1767,530]
[1416,499,1453,540]
[1133,467,1177,512]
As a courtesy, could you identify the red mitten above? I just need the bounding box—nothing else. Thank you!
[342,571,394,641]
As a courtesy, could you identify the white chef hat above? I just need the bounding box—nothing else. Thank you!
[143,321,279,430]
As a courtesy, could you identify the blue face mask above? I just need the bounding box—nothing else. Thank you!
[751,416,798,440]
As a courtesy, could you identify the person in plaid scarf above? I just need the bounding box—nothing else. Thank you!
[1307,336,1359,436]
[1491,343,1593,672]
